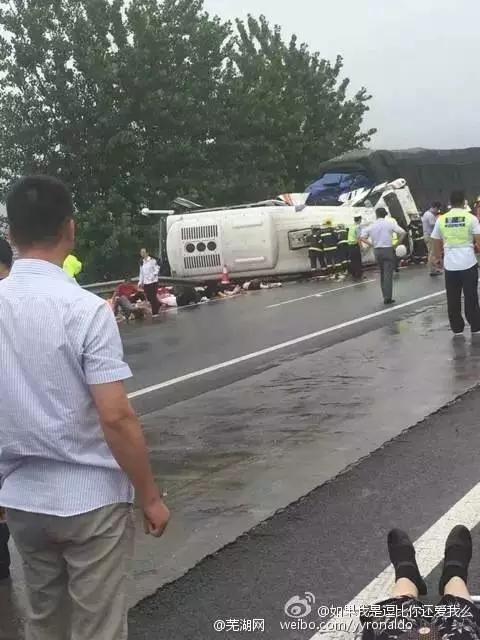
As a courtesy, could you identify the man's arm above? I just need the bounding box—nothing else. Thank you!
[393,221,407,242]
[90,382,169,537]
[430,221,444,266]
[83,303,169,537]
[472,216,480,252]
[360,226,373,248]
[432,238,443,261]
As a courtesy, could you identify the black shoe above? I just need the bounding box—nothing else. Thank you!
[384,299,396,305]
[439,525,472,595]
[388,529,427,596]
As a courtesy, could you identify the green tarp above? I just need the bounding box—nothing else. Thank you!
[316,148,480,210]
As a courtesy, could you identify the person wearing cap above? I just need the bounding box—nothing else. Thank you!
[347,215,364,280]
[423,202,443,276]
[361,208,407,304]
[308,226,325,274]
[431,189,480,335]
[320,220,340,280]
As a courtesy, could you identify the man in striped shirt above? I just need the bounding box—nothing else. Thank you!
[0,176,170,640]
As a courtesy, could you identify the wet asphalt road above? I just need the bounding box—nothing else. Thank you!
[129,382,480,640]
[123,266,480,639]
[5,265,480,640]
[126,267,444,415]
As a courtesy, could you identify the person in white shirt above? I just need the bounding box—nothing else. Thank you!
[139,247,160,316]
[431,190,480,335]
[0,176,170,640]
[422,202,443,276]
[362,208,406,305]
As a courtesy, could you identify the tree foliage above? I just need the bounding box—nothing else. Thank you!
[0,1,375,281]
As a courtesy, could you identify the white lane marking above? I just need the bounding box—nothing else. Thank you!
[317,280,377,298]
[266,280,376,309]
[127,290,444,399]
[309,481,480,640]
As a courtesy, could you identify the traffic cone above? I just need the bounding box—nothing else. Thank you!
[221,265,231,285]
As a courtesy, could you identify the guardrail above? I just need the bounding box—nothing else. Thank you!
[83,276,201,297]
[83,279,132,296]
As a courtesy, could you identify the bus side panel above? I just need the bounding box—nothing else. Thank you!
[221,210,279,273]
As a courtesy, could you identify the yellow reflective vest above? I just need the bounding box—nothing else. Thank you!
[347,224,359,245]
[437,210,473,248]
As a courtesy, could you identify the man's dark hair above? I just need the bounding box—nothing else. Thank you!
[432,201,442,210]
[6,175,74,248]
[0,237,13,270]
[450,190,465,208]
[376,207,388,218]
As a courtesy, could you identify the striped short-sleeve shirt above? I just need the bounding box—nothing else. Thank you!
[0,259,134,516]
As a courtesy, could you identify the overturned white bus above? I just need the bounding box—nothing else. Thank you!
[165,179,420,281]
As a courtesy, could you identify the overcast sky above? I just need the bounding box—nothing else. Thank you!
[205,0,478,150]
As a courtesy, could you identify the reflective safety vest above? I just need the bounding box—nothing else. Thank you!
[387,216,399,246]
[309,229,323,252]
[63,254,82,278]
[348,224,359,245]
[337,228,348,244]
[438,210,473,248]
[321,227,338,252]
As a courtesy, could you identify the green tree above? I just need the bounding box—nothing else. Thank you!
[212,15,376,202]
[0,0,146,280]
[0,0,230,280]
[0,2,375,281]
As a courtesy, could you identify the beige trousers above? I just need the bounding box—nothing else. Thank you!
[7,503,134,640]
[424,236,441,273]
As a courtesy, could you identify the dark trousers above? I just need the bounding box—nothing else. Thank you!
[143,282,160,315]
[309,249,322,270]
[348,245,363,279]
[0,522,10,578]
[445,264,480,333]
[374,247,395,301]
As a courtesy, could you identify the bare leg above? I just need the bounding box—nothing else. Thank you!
[387,529,427,596]
[393,578,419,599]
[444,576,472,602]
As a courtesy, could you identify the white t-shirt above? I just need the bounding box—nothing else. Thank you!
[139,256,159,285]
[361,218,405,248]
[422,210,437,237]
[431,210,480,271]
